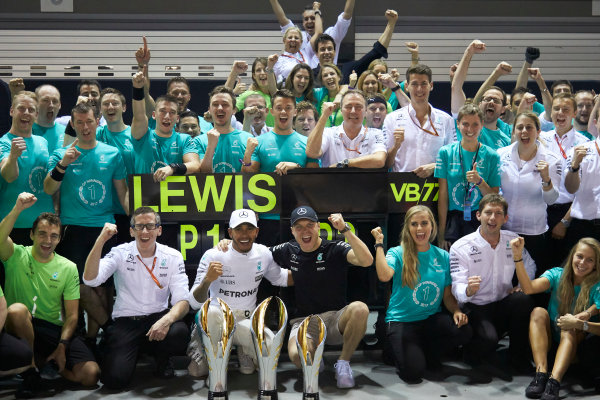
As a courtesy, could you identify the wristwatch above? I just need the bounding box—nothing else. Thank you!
[583,321,589,332]
[339,223,351,234]
[541,179,551,187]
[336,159,349,168]
[560,218,571,228]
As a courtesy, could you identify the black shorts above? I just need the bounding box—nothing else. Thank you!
[32,318,96,370]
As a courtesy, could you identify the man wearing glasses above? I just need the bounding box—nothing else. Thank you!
[306,90,387,168]
[83,206,190,390]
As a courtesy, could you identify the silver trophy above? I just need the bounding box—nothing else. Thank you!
[296,315,327,400]
[196,297,236,400]
[250,296,288,400]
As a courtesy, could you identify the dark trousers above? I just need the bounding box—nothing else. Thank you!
[0,330,32,372]
[545,202,572,269]
[568,218,600,250]
[101,311,189,390]
[462,292,534,366]
[386,312,472,381]
[522,232,549,277]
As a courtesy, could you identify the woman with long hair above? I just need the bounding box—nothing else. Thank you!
[355,70,393,113]
[371,205,471,382]
[511,237,600,400]
[498,111,561,275]
[313,62,348,127]
[284,63,315,104]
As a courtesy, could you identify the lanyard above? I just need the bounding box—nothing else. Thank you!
[459,143,481,205]
[136,255,164,289]
[325,94,339,126]
[409,106,439,136]
[280,52,305,64]
[339,127,367,155]
[554,134,567,159]
[596,141,600,157]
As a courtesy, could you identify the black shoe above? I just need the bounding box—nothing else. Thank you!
[154,358,175,379]
[39,360,61,381]
[540,377,560,400]
[526,372,549,398]
[15,369,41,399]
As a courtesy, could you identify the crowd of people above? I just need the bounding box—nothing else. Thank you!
[1,1,600,399]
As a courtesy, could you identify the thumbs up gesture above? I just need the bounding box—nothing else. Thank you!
[466,162,482,185]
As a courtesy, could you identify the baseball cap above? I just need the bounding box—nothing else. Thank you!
[229,209,258,228]
[290,206,319,225]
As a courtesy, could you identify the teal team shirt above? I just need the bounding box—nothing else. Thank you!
[48,142,126,227]
[314,87,344,127]
[434,141,501,212]
[195,129,253,173]
[385,244,451,323]
[96,125,136,214]
[541,267,600,341]
[0,133,54,228]
[454,118,511,151]
[250,130,317,172]
[32,122,65,155]
[132,128,196,174]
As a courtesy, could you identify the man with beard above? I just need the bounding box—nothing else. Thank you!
[242,89,319,174]
[307,90,386,168]
[242,94,270,137]
[269,0,355,67]
[130,72,200,181]
[197,86,253,173]
[294,101,319,136]
[186,209,292,377]
[365,94,388,129]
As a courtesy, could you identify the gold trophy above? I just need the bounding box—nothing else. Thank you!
[296,315,327,400]
[250,296,288,400]
[196,297,236,400]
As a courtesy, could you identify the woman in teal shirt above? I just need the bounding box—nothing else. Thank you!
[511,237,600,400]
[372,205,471,382]
[313,63,348,127]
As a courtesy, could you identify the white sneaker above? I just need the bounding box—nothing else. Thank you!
[334,360,355,389]
[237,347,256,374]
[188,359,209,378]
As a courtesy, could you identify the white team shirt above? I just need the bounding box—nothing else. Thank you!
[281,12,351,67]
[188,244,288,313]
[383,104,456,172]
[319,124,386,167]
[450,228,536,306]
[539,128,589,204]
[498,142,561,235]
[273,51,312,83]
[83,241,189,319]
[566,138,600,220]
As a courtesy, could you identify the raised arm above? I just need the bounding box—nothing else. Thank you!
[451,39,486,114]
[515,47,540,90]
[342,0,355,19]
[371,226,394,282]
[8,78,25,99]
[510,237,550,294]
[473,61,512,105]
[269,0,291,27]
[131,71,149,140]
[241,137,260,173]
[565,145,587,194]
[527,68,552,118]
[306,101,334,158]
[84,223,117,282]
[135,36,155,120]
[588,95,600,138]
[329,213,373,267]
[44,139,81,195]
[225,61,248,91]
[0,137,27,183]
[0,192,37,261]
[385,126,404,168]
[377,9,398,49]
[266,55,279,96]
[308,2,324,51]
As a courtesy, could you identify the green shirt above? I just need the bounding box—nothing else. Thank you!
[3,245,79,326]
[195,129,253,173]
[236,90,274,127]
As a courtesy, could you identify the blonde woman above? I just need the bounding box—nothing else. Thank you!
[511,237,600,400]
[371,205,471,382]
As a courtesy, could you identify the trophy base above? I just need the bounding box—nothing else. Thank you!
[257,389,278,400]
[208,390,228,400]
[302,392,319,400]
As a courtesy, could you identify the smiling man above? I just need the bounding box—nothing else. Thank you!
[0,192,99,397]
[450,194,536,371]
[271,206,373,389]
[83,207,190,389]
[186,209,292,377]
[306,90,387,168]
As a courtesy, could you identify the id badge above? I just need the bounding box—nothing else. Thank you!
[463,200,472,221]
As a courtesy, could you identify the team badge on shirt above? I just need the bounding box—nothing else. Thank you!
[317,253,323,261]
[52,272,58,279]
[257,261,262,272]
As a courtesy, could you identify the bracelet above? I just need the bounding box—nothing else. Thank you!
[56,162,67,171]
[570,165,580,173]
[59,339,70,348]
[50,166,65,181]
[476,177,483,186]
[339,223,351,234]
[314,10,321,16]
[391,84,401,92]
[265,67,274,73]
[239,158,252,167]
[169,163,187,175]
[348,86,355,90]
[513,258,523,263]
[561,218,571,228]
[374,243,384,250]
[132,86,145,101]
[542,88,548,93]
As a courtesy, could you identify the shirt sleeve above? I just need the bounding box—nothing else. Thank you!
[450,244,472,304]
[62,261,81,301]
[112,151,127,181]
[195,136,207,159]
[444,115,457,145]
[47,148,63,171]
[385,247,401,274]
[434,146,448,179]
[0,138,10,162]
[183,134,197,155]
[168,252,190,306]
[485,150,502,188]
[324,12,351,44]
[371,130,388,154]
[83,247,121,287]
